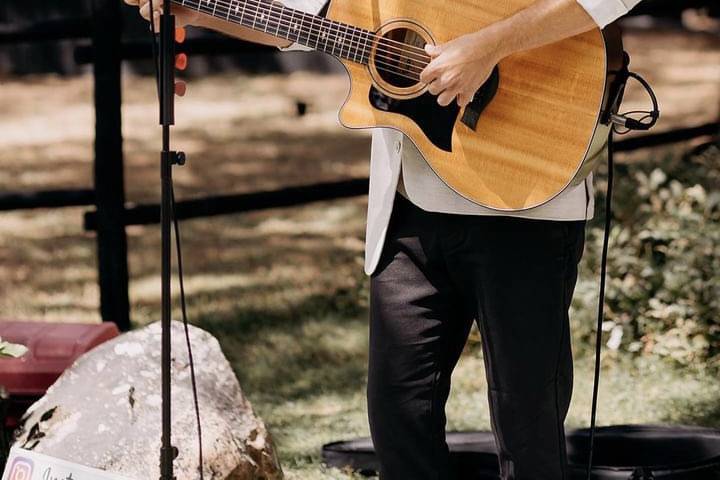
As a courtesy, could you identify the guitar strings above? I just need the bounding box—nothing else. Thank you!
[180,0,432,60]
[176,0,433,79]
[182,0,432,71]
[187,1,429,82]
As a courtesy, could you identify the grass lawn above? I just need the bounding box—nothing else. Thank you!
[202,271,720,479]
[3,196,718,478]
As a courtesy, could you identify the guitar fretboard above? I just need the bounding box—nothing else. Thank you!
[174,0,373,64]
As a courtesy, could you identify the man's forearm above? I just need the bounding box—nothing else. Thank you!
[419,0,641,106]
[489,0,598,60]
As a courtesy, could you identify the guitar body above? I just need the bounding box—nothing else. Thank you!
[327,0,623,210]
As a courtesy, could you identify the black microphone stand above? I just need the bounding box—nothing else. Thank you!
[158,2,184,479]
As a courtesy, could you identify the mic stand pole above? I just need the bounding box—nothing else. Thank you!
[158,2,184,479]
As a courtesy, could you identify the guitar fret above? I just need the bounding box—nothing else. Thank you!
[300,11,305,41]
[308,13,317,49]
[298,12,305,43]
[287,9,295,42]
[323,21,331,53]
[270,2,282,37]
[332,25,342,56]
[296,11,304,44]
[352,26,359,62]
[263,2,273,32]
[340,24,347,59]
[343,25,352,60]
[222,0,233,20]
[202,0,214,17]
[362,29,369,62]
[257,2,264,31]
[347,24,353,59]
[342,24,350,60]
[275,4,283,37]
[348,26,355,62]
[239,0,247,26]
[329,23,336,57]
[341,24,349,60]
[251,2,258,30]
[316,19,324,51]
[277,8,283,40]
[361,30,369,63]
[259,3,269,33]
[296,11,303,44]
[348,25,356,61]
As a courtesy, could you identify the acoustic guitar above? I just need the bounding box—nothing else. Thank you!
[172,0,624,211]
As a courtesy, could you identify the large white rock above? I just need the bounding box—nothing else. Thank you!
[13,321,283,480]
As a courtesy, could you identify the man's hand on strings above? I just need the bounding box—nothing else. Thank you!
[420,29,504,108]
[123,0,203,30]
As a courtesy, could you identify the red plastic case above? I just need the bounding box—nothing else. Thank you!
[0,321,120,396]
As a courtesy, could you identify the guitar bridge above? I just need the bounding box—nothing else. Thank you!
[461,66,500,131]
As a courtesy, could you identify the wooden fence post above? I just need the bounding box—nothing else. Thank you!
[91,0,131,331]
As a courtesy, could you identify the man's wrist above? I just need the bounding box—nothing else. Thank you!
[471,21,515,63]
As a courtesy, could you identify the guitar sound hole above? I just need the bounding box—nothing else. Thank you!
[373,27,427,90]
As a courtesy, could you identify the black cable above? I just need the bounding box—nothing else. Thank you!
[147,2,205,477]
[171,185,205,480]
[585,53,660,477]
[612,72,660,133]
[586,132,615,480]
[625,72,659,131]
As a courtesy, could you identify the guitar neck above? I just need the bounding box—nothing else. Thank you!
[172,0,372,65]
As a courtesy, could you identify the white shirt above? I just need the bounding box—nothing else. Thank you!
[578,0,643,28]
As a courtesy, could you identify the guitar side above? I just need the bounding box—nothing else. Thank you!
[327,0,613,211]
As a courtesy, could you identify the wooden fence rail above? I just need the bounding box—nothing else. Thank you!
[0,17,91,44]
[0,189,95,211]
[74,36,270,64]
[83,179,370,230]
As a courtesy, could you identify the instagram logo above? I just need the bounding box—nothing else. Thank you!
[7,457,34,480]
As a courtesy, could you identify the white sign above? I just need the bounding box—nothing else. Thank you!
[2,448,136,480]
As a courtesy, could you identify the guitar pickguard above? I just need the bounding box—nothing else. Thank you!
[368,67,500,153]
[369,87,459,152]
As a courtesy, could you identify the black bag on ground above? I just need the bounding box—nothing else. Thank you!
[322,424,720,479]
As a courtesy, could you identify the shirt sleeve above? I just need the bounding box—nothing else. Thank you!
[576,0,642,28]
[277,0,329,51]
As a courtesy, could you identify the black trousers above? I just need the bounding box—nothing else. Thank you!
[367,194,586,480]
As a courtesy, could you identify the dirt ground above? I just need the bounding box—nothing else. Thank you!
[1,25,719,479]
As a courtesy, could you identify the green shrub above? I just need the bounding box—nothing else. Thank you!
[572,145,720,370]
